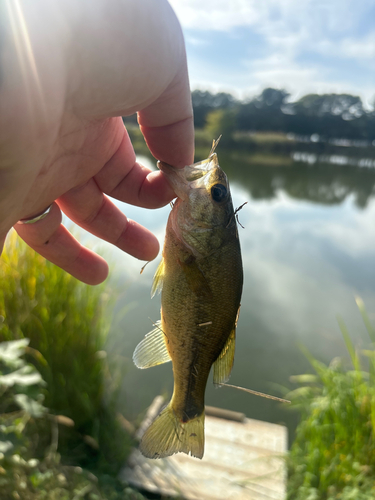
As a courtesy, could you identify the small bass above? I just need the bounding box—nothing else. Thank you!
[133,150,243,459]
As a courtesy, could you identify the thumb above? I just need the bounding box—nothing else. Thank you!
[138,61,194,168]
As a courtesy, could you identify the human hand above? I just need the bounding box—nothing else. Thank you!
[0,0,194,285]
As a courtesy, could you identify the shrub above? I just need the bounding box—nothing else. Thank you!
[287,299,375,499]
[0,338,144,500]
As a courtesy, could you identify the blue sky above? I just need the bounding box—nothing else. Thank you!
[169,0,375,107]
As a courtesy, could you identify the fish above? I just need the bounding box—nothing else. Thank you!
[133,147,243,459]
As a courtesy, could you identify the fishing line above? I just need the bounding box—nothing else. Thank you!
[148,317,169,341]
[222,383,291,404]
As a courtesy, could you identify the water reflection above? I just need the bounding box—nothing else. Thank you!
[293,151,375,169]
[218,151,375,208]
[103,154,375,444]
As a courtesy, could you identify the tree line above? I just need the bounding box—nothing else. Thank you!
[193,88,375,141]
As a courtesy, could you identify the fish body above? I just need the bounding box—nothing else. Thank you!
[133,152,243,459]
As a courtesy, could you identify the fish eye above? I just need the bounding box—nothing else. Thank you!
[211,183,228,203]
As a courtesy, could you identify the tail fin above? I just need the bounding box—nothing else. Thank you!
[139,403,205,459]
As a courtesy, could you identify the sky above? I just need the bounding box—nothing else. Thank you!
[169,0,375,107]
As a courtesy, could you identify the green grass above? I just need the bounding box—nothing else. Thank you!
[235,131,292,143]
[240,153,293,167]
[287,298,375,499]
[0,231,132,474]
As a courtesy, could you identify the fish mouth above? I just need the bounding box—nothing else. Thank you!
[158,154,218,200]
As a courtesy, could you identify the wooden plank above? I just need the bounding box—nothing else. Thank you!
[205,405,246,422]
[120,398,287,500]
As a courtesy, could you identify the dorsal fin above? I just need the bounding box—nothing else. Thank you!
[209,136,222,157]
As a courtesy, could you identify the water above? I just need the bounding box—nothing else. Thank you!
[98,153,375,444]
[293,150,375,168]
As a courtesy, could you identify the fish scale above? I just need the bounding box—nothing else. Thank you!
[133,150,243,459]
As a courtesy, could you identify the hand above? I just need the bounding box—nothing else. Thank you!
[0,0,194,285]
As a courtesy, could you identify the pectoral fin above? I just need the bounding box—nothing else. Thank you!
[133,320,171,369]
[151,259,164,298]
[179,257,212,299]
[213,328,236,387]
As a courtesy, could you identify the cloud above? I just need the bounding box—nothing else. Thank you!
[169,0,261,31]
[311,33,375,65]
[242,52,374,102]
[334,35,375,61]
[172,0,375,102]
[170,0,374,36]
[185,35,209,47]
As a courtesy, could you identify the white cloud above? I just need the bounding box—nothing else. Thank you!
[189,50,375,106]
[170,0,374,36]
[173,0,375,102]
[169,0,261,31]
[337,36,375,61]
[243,53,374,103]
[185,35,209,46]
[311,34,375,64]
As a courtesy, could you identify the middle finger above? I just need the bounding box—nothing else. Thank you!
[57,179,160,261]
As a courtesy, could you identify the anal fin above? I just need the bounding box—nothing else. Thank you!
[213,328,236,387]
[133,320,171,369]
[213,306,240,386]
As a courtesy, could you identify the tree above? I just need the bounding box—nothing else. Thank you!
[287,94,370,139]
[254,88,290,110]
[237,88,290,132]
[205,108,237,144]
[192,90,237,128]
[191,88,375,140]
[293,93,365,119]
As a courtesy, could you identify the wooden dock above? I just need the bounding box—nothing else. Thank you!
[120,396,287,500]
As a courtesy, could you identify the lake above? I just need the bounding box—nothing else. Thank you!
[97,151,375,444]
